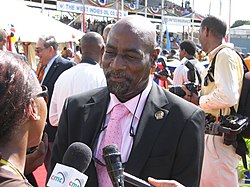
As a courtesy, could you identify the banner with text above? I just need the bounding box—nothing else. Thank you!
[165,16,192,26]
[57,1,128,18]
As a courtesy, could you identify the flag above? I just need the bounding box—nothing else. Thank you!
[136,0,139,9]
[165,20,171,52]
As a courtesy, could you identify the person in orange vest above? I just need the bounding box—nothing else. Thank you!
[244,53,250,70]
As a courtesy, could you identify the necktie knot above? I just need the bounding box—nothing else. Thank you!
[110,104,129,121]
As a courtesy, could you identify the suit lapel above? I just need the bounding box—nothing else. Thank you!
[82,90,110,150]
[81,88,110,187]
[125,83,170,175]
[43,58,59,85]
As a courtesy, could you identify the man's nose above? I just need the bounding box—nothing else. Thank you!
[110,54,127,70]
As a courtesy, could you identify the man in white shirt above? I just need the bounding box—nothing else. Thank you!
[49,32,106,127]
[173,40,205,86]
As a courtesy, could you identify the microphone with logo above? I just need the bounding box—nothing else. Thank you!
[103,144,153,187]
[47,142,92,187]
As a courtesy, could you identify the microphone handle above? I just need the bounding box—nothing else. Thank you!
[123,172,153,187]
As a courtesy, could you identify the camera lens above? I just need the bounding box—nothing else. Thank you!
[169,86,186,97]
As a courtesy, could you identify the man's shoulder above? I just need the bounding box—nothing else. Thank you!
[211,44,236,58]
[67,86,108,103]
[191,59,205,69]
[214,47,242,66]
[54,65,76,84]
[174,63,185,72]
[55,55,76,66]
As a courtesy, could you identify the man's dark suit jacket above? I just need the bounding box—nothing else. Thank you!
[50,82,205,187]
[42,55,75,142]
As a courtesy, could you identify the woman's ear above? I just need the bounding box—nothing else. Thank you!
[27,98,40,121]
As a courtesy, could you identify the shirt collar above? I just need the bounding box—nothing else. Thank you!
[208,43,234,61]
[46,54,59,70]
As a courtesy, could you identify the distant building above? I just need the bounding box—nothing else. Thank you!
[230,25,250,54]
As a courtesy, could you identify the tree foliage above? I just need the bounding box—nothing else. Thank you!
[231,20,250,28]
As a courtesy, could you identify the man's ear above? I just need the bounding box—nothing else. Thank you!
[204,26,209,37]
[27,98,40,121]
[101,45,105,56]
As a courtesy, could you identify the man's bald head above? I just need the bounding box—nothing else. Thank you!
[102,24,114,43]
[80,32,105,63]
[108,15,157,53]
[0,29,7,50]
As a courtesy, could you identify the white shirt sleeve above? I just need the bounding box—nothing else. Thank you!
[49,78,59,126]
[49,77,65,127]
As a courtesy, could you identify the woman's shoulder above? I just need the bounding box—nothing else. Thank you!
[0,168,33,187]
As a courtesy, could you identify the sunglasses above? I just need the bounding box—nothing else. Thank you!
[35,47,48,54]
[36,85,49,104]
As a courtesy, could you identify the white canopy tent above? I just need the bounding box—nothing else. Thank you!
[0,1,84,67]
[0,1,84,43]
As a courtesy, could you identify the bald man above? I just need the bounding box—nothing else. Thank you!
[50,15,204,187]
[102,23,114,43]
[49,32,107,127]
[0,29,7,51]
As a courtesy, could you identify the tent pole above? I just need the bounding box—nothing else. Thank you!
[191,0,194,41]
[81,0,86,33]
[160,0,164,49]
[121,0,124,18]
[228,0,232,42]
[41,0,44,14]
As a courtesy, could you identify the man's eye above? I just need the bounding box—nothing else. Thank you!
[125,53,140,60]
[105,51,115,55]
[125,54,135,59]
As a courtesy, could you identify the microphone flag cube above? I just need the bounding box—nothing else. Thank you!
[47,163,88,187]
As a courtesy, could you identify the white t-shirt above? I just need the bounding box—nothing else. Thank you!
[49,63,107,126]
[173,58,205,86]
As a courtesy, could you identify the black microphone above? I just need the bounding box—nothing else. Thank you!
[103,144,125,187]
[103,144,153,187]
[62,142,92,173]
[47,142,92,187]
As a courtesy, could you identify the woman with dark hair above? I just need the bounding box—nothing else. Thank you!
[0,51,47,186]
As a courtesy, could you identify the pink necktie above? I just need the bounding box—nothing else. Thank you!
[96,104,129,187]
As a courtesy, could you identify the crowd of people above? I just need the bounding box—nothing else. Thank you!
[0,14,249,187]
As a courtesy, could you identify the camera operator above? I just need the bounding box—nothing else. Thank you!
[169,40,205,98]
[182,16,244,187]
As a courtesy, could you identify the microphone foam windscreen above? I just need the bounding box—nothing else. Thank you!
[62,142,92,173]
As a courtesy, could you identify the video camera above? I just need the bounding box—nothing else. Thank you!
[169,58,199,97]
[205,113,249,146]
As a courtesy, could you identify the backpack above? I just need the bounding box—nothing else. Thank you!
[205,47,250,169]
[238,71,250,138]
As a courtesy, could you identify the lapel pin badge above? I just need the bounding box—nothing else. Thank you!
[155,111,164,120]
